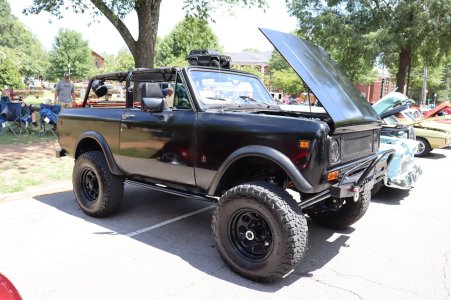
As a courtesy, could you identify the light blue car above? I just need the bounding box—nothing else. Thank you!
[372,131,423,195]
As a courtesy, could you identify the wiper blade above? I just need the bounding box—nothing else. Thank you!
[239,96,275,108]
[205,96,228,101]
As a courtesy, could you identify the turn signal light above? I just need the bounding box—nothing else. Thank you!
[327,171,339,181]
[299,140,310,149]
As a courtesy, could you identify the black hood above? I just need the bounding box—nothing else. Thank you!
[260,28,381,130]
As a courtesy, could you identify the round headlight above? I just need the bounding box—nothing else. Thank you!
[329,139,340,164]
[373,131,380,152]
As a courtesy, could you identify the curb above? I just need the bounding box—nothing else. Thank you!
[0,181,73,203]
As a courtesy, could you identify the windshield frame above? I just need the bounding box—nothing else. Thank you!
[186,67,279,111]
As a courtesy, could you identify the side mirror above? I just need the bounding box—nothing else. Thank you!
[142,98,167,112]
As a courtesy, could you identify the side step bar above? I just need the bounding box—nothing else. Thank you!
[125,180,218,203]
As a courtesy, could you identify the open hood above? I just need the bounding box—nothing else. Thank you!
[372,92,415,116]
[379,104,409,119]
[423,101,451,118]
[260,28,381,130]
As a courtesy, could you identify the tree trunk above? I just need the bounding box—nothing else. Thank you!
[90,0,162,68]
[396,47,411,94]
[133,0,162,68]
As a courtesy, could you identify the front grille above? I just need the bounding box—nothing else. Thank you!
[340,131,374,163]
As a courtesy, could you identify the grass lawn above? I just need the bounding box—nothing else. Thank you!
[0,152,73,194]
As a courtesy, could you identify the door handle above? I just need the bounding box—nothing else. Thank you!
[122,114,135,120]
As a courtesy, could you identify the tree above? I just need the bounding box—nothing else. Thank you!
[25,0,266,68]
[287,0,451,91]
[0,47,24,89]
[101,48,135,73]
[270,69,303,96]
[155,17,221,67]
[47,29,94,81]
[0,0,49,79]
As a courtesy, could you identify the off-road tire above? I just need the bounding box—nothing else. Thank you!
[415,137,431,157]
[209,59,220,67]
[212,182,308,282]
[371,181,384,197]
[308,191,371,229]
[189,59,198,65]
[73,151,124,217]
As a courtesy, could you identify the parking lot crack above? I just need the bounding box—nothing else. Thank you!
[308,276,363,299]
[328,269,433,299]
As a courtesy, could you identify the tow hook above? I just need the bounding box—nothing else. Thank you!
[351,187,360,202]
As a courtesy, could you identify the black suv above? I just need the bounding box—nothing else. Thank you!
[187,49,231,68]
[56,28,393,283]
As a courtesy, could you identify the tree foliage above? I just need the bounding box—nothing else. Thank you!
[155,17,221,67]
[101,48,135,73]
[0,47,24,89]
[47,29,94,81]
[25,0,267,68]
[0,0,48,79]
[287,0,451,90]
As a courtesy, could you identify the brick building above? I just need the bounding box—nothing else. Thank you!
[91,50,105,69]
[355,68,396,103]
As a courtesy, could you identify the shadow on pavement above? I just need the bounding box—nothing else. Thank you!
[371,186,411,205]
[420,152,447,159]
[34,184,356,292]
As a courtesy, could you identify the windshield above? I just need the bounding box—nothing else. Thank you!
[383,115,402,126]
[188,70,277,109]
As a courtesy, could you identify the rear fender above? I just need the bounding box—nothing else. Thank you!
[75,131,122,176]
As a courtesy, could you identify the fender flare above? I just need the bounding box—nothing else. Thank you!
[207,145,314,195]
[76,131,122,176]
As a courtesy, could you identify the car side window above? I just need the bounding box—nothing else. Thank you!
[173,74,192,110]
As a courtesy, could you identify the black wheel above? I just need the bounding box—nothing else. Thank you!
[371,181,384,197]
[415,137,431,157]
[212,182,308,282]
[73,151,124,217]
[189,59,198,66]
[308,191,370,230]
[210,59,220,67]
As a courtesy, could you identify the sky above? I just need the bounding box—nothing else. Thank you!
[9,0,298,55]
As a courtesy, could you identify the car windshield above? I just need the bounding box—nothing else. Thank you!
[384,115,402,126]
[188,70,278,109]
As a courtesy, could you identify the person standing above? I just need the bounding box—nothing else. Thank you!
[54,73,75,108]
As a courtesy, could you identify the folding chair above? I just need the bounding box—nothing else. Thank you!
[0,101,7,135]
[0,102,30,137]
[39,104,61,137]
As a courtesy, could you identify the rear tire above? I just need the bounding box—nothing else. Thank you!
[73,151,124,217]
[212,182,308,282]
[210,59,220,67]
[415,137,431,157]
[189,59,198,65]
[308,191,371,229]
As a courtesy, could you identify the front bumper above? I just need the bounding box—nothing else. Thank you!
[384,162,423,189]
[330,149,395,198]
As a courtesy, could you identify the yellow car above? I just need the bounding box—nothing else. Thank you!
[373,92,451,156]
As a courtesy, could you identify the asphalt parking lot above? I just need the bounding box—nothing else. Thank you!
[1,148,450,300]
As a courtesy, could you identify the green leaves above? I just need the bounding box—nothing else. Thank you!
[47,29,94,81]
[155,17,222,67]
[287,0,451,89]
